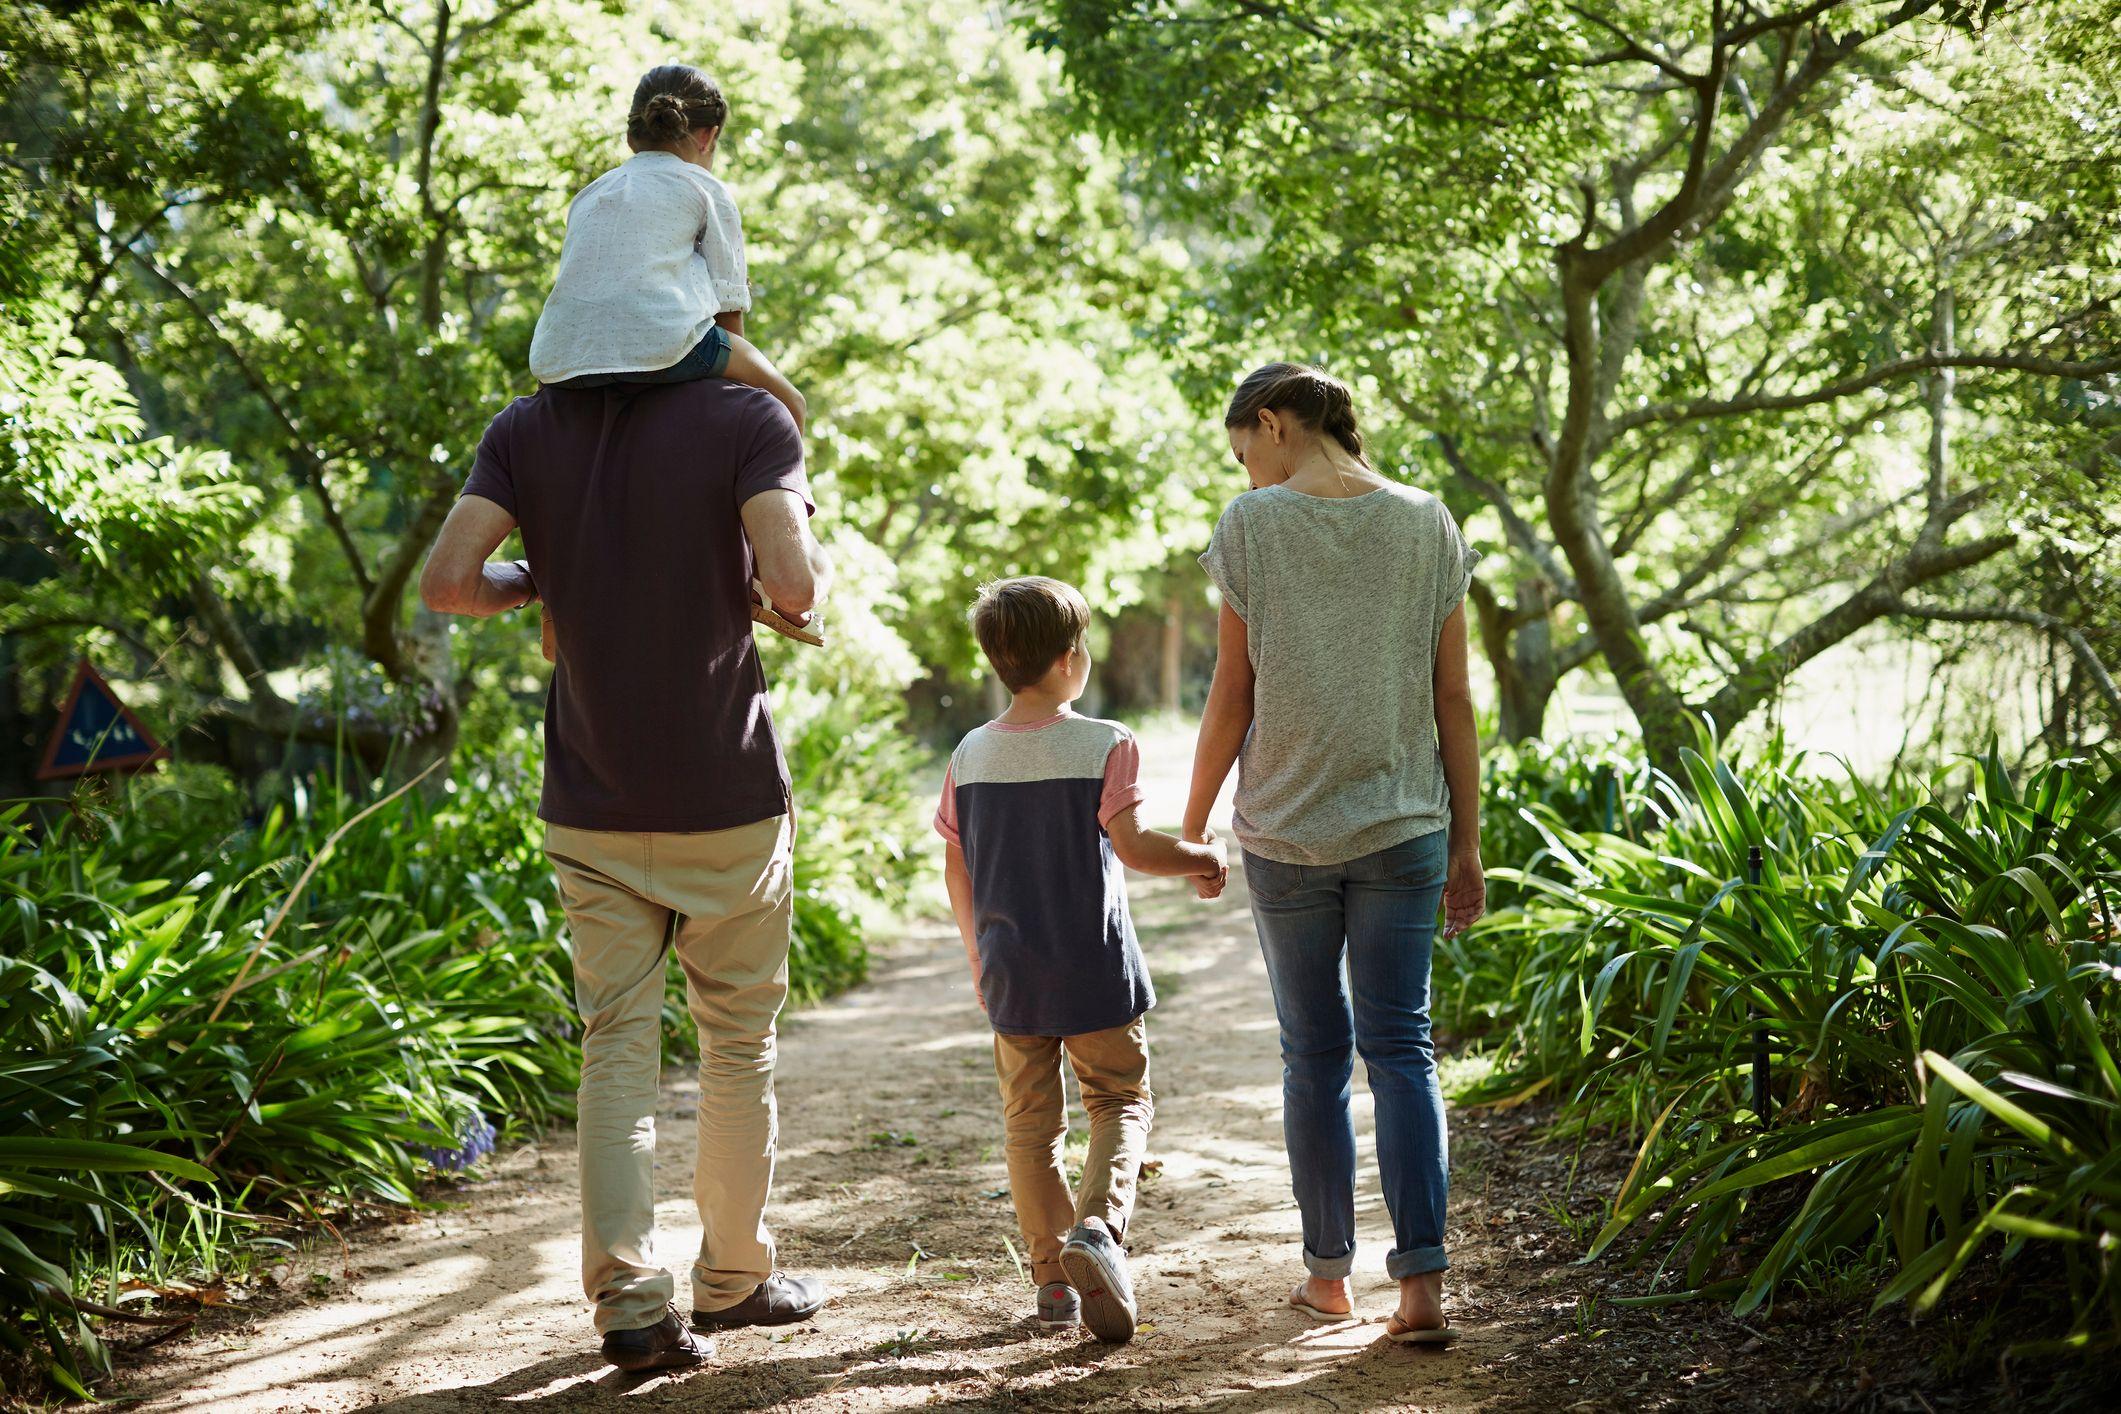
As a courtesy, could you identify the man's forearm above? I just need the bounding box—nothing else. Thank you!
[429,558,535,619]
[473,560,537,616]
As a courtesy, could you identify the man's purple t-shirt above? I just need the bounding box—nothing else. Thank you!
[460,380,811,832]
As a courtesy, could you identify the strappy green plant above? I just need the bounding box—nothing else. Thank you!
[1446,730,2119,1348]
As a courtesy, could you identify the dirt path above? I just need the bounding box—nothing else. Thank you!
[107,862,1591,1413]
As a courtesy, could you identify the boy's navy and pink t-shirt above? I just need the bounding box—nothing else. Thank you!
[934,711,1154,1037]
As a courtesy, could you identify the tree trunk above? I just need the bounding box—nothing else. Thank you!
[1548,252,1693,771]
[1498,613,1559,745]
[1475,577,1561,744]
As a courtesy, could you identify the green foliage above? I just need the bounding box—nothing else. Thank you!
[0,306,259,642]
[1028,0,2121,750]
[1443,734,2121,1347]
[3,0,1229,763]
[0,766,576,1392]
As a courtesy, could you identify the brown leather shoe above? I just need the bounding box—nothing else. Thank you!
[692,1271,826,1328]
[602,1304,712,1372]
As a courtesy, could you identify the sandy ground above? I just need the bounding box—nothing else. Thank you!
[107,867,1546,1413]
[100,728,1619,1412]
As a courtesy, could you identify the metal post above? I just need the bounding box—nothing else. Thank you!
[1748,844,1771,1125]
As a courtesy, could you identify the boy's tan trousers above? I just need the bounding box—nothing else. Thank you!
[992,1019,1154,1286]
[544,815,793,1335]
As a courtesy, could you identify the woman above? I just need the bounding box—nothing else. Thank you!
[1181,362,1485,1344]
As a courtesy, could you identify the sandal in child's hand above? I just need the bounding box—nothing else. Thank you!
[751,580,825,648]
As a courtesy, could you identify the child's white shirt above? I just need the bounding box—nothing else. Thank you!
[528,151,752,384]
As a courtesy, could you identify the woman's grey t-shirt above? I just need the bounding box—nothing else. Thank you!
[1200,482,1478,868]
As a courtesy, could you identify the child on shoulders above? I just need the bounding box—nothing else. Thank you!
[526,64,814,658]
[529,63,805,432]
[934,577,1227,1343]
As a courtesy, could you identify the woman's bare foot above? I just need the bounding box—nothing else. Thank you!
[1291,1275,1353,1317]
[1390,1270,1446,1332]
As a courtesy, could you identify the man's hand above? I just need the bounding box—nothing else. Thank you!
[750,579,825,647]
[1442,847,1486,938]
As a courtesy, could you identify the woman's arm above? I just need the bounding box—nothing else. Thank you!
[1433,602,1485,936]
[1182,601,1255,898]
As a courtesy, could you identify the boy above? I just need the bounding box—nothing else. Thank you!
[933,577,1228,1343]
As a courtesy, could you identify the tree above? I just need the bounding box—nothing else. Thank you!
[1028,0,2121,763]
[3,0,1226,779]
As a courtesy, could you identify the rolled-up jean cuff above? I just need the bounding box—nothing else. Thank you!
[696,325,733,377]
[1303,1245,1356,1279]
[1386,1246,1449,1280]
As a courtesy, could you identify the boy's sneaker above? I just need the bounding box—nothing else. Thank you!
[1036,1281,1080,1328]
[1059,1221,1137,1344]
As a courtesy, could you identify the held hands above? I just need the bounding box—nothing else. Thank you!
[1442,846,1486,938]
[1187,824,1229,901]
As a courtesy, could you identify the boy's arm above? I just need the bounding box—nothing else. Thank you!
[1107,806,1228,881]
[942,843,983,1008]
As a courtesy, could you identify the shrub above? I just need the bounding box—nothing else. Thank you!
[0,768,576,1395]
[1446,732,2120,1349]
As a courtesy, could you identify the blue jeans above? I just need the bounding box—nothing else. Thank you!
[1244,828,1451,1281]
[549,324,732,389]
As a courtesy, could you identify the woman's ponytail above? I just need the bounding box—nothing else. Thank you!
[1224,362,1366,460]
[1315,378,1364,461]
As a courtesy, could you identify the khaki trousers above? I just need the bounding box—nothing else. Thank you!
[992,1019,1154,1286]
[545,815,793,1334]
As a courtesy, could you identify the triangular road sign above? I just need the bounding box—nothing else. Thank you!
[36,660,169,780]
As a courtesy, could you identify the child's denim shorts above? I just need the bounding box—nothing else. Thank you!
[548,324,732,389]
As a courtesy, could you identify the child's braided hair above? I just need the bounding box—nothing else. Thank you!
[628,64,727,148]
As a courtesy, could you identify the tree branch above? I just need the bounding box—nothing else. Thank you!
[360,489,454,682]
[125,249,376,597]
[1433,432,1577,597]
[192,580,284,708]
[1568,3,1705,85]
[1699,529,2018,731]
[1609,349,2121,436]
[415,1,453,332]
[1890,600,2121,720]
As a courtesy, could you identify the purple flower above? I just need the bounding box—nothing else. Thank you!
[414,1109,497,1173]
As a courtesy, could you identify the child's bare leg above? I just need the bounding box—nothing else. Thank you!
[721,332,807,433]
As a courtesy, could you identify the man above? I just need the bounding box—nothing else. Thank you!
[421,375,831,1372]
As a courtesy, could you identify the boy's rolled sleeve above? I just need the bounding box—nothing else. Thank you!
[933,763,962,846]
[1098,734,1145,828]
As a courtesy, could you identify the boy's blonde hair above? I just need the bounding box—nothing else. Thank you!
[970,577,1090,692]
